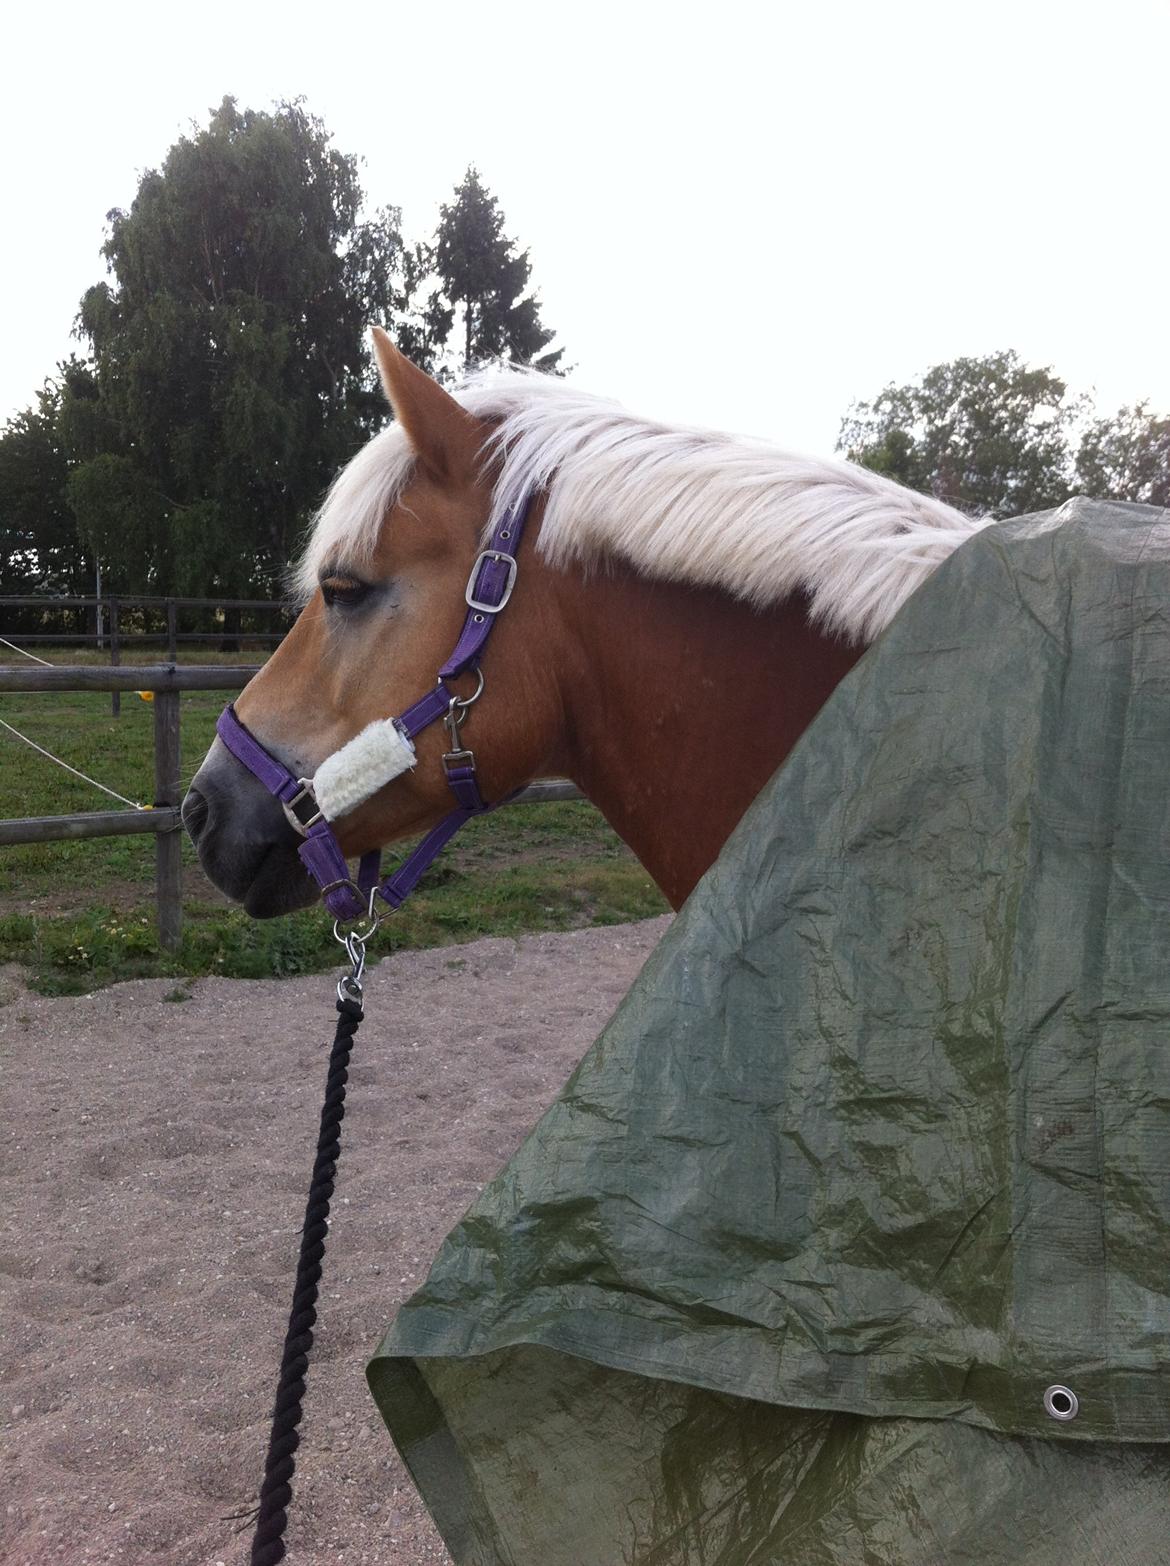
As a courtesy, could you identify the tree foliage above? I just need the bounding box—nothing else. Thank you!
[0,377,86,596]
[839,351,1087,517]
[0,110,568,602]
[1075,402,1170,508]
[840,351,1170,519]
[66,97,420,594]
[434,167,563,376]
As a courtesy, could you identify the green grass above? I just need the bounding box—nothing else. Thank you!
[0,655,668,993]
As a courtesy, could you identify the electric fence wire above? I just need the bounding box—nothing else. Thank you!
[0,717,145,810]
[0,634,52,666]
[0,635,145,809]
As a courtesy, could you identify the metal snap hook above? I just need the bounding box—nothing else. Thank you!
[337,972,364,1005]
[332,924,371,1004]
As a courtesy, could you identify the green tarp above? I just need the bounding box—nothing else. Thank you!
[368,498,1170,1563]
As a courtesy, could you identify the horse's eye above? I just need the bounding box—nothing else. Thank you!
[320,576,370,609]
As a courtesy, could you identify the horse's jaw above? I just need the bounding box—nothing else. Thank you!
[182,738,320,918]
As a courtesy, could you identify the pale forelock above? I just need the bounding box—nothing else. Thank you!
[294,421,417,601]
[297,369,992,643]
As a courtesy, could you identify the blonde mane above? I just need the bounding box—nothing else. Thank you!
[299,369,991,643]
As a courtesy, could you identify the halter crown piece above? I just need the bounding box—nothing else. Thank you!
[215,493,533,924]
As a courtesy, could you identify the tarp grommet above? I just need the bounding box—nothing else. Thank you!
[1043,1384,1079,1421]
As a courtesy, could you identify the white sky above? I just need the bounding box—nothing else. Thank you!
[3,0,1167,454]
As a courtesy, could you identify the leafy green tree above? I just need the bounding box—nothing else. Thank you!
[4,118,566,604]
[0,375,89,596]
[65,454,166,590]
[68,97,421,594]
[839,351,1083,516]
[1076,402,1170,508]
[433,167,563,376]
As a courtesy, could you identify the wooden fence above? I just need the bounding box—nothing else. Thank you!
[0,665,579,952]
[0,594,290,651]
[0,594,290,715]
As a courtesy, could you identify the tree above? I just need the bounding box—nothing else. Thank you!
[67,97,421,594]
[433,167,563,376]
[1076,402,1170,508]
[839,351,1084,517]
[0,375,89,597]
[3,115,568,603]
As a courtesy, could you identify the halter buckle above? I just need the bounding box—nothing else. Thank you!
[465,550,518,614]
[281,780,323,837]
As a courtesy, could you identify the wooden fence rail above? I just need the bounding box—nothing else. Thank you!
[1,595,291,714]
[0,595,288,609]
[0,665,581,952]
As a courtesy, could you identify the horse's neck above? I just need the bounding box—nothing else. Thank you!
[552,566,864,908]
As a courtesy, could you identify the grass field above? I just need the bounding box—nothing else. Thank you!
[0,649,668,993]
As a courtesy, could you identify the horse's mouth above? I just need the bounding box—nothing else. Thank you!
[241,839,320,918]
[182,780,320,919]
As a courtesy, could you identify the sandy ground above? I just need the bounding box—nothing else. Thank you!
[0,917,670,1566]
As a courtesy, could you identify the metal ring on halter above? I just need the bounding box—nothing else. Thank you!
[332,907,383,948]
[438,666,485,710]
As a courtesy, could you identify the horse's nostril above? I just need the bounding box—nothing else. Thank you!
[181,787,209,841]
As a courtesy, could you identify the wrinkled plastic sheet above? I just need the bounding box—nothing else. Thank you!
[368,499,1170,1563]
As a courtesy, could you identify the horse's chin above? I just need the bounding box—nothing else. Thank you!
[239,843,321,919]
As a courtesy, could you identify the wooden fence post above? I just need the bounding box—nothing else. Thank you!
[109,598,121,718]
[153,690,182,951]
[166,600,178,662]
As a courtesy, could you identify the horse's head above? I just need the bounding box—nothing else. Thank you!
[183,333,564,916]
[186,340,951,917]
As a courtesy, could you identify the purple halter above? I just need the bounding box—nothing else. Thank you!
[216,493,532,922]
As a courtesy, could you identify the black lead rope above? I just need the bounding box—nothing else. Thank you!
[249,989,364,1566]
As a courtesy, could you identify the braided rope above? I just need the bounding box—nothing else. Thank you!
[250,993,363,1566]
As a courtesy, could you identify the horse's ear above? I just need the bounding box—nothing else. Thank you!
[371,327,480,488]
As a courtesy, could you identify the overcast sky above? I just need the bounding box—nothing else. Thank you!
[4,0,1167,454]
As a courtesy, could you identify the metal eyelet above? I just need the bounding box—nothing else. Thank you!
[500,529,511,539]
[473,613,485,623]
[1043,1385,1079,1421]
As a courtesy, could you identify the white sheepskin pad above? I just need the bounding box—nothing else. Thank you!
[312,719,416,822]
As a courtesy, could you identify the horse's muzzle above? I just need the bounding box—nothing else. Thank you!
[182,738,320,917]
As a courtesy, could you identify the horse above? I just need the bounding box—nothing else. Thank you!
[182,346,1170,1561]
[183,330,986,913]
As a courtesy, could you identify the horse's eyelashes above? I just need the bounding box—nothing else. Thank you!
[320,576,372,609]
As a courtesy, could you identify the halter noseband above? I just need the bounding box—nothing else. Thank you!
[215,493,533,923]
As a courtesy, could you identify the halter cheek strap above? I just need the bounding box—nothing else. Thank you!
[215,494,532,921]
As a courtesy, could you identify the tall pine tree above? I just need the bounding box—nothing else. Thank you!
[433,167,563,376]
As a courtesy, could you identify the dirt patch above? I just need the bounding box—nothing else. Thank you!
[0,917,670,1565]
[3,862,235,921]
